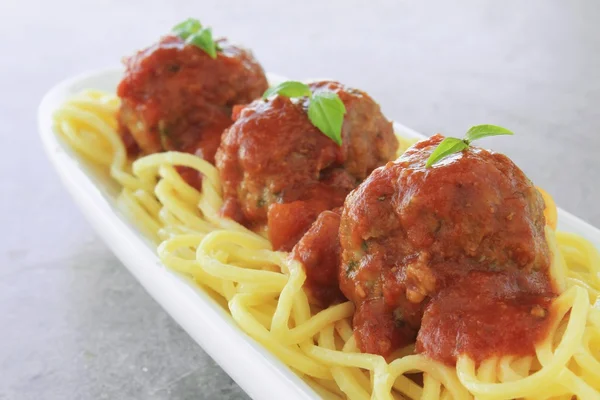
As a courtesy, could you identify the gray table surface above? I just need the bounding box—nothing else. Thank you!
[1,1,599,399]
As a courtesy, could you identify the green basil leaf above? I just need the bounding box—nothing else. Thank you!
[262,81,312,99]
[307,92,346,146]
[187,27,218,59]
[172,18,202,40]
[425,137,468,168]
[464,124,514,143]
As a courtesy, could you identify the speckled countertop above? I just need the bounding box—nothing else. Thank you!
[1,1,599,399]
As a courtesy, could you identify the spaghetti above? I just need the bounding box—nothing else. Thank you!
[53,90,600,400]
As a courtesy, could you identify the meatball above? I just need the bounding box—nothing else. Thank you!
[215,80,398,251]
[117,35,268,163]
[290,209,345,307]
[339,134,555,362]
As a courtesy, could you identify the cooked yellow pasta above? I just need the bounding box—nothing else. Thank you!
[53,90,600,400]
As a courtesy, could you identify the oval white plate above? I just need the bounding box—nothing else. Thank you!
[38,68,600,400]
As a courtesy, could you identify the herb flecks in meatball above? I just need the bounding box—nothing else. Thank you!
[117,34,268,163]
[216,80,398,251]
[339,134,556,364]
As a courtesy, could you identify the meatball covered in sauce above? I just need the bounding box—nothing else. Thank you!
[339,134,556,363]
[117,35,268,163]
[216,81,398,251]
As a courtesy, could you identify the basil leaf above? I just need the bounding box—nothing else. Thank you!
[187,27,218,59]
[307,92,346,146]
[262,81,311,99]
[464,124,514,143]
[261,83,347,145]
[425,137,468,168]
[172,18,202,40]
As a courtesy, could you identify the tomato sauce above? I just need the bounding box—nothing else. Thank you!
[290,209,346,306]
[116,35,268,187]
[339,134,556,364]
[216,81,398,252]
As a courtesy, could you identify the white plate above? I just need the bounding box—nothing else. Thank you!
[38,68,600,400]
